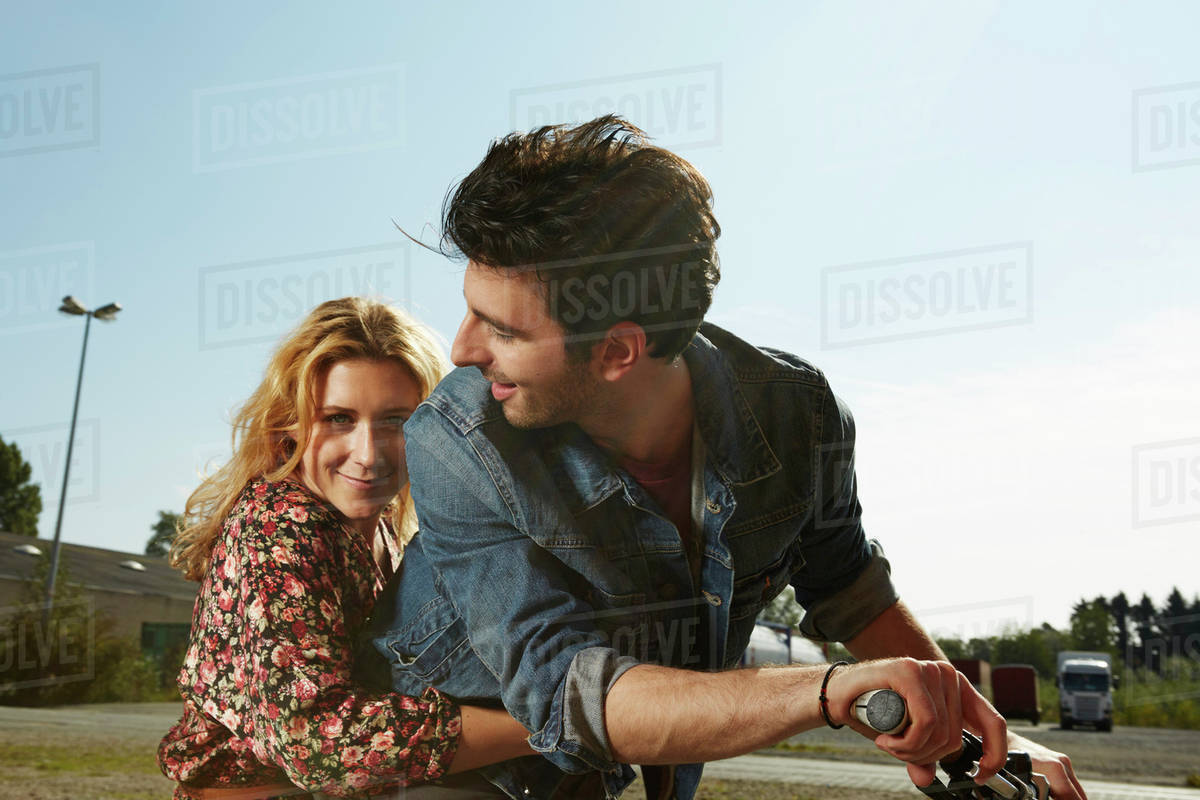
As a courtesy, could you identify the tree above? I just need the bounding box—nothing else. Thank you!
[1161,587,1192,660]
[1162,587,1188,631]
[1110,591,1131,668]
[0,550,88,705]
[0,435,43,536]
[1131,592,1160,671]
[992,625,1054,677]
[145,510,182,557]
[936,635,967,660]
[1036,622,1069,661]
[1069,597,1116,654]
[965,637,992,662]
[757,585,801,628]
[1188,596,1200,647]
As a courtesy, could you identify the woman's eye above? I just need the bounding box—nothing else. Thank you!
[326,413,352,424]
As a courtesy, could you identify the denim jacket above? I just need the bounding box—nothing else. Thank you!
[368,323,898,800]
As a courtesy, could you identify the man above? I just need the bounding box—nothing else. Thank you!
[367,116,1085,799]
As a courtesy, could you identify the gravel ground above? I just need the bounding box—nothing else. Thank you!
[770,719,1200,787]
[0,704,175,799]
[0,703,1197,799]
[690,777,915,800]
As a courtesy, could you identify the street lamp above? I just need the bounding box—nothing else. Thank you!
[43,296,122,618]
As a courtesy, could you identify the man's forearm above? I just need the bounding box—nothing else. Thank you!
[603,655,1000,773]
[603,662,827,764]
[844,600,946,662]
[602,602,947,766]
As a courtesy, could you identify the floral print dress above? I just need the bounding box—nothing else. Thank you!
[158,477,460,798]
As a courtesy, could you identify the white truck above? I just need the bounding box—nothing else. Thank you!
[1056,651,1115,731]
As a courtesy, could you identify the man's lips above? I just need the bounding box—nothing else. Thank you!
[491,381,517,401]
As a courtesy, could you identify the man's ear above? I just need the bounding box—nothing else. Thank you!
[596,321,647,382]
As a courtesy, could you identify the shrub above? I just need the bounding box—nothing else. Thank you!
[0,557,179,705]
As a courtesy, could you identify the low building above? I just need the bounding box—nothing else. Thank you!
[0,530,197,660]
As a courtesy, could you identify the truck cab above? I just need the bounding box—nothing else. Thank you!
[1056,650,1114,731]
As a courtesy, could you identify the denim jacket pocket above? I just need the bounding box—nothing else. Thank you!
[384,600,500,699]
[728,540,802,623]
[725,546,801,668]
[582,584,646,611]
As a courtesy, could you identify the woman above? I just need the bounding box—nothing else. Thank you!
[158,298,530,799]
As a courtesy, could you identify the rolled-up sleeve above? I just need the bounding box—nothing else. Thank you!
[554,647,640,764]
[798,540,897,642]
[405,409,634,774]
[792,386,899,643]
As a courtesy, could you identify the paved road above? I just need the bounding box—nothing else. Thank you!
[3,704,1199,800]
[0,701,179,735]
[704,753,1200,800]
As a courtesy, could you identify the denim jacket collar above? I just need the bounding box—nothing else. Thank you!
[684,325,782,486]
[532,325,783,509]
[537,422,626,511]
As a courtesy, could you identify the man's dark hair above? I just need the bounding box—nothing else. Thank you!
[441,115,720,361]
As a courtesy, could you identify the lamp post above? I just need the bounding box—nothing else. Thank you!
[43,296,122,619]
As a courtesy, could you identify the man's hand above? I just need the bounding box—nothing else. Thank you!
[1009,731,1088,800]
[843,602,1088,797]
[826,658,1008,789]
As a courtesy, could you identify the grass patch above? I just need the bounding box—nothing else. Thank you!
[694,777,916,800]
[771,741,839,755]
[697,778,820,799]
[1114,663,1200,729]
[1186,773,1200,788]
[0,740,159,777]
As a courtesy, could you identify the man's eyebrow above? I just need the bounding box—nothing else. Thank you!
[465,300,526,335]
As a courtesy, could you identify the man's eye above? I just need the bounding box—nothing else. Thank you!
[489,325,515,342]
[383,415,407,427]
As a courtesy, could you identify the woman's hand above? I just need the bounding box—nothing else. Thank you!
[1008,731,1088,800]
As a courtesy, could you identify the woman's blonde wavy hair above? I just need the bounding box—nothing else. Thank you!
[170,297,448,582]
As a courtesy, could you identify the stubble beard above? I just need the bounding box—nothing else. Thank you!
[497,359,599,430]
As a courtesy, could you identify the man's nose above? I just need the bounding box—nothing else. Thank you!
[450,315,489,368]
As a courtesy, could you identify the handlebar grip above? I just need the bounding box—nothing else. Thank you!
[853,691,1042,800]
[853,688,910,734]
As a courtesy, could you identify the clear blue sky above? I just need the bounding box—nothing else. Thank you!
[2,1,1197,635]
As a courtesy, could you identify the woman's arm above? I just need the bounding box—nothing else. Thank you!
[450,707,533,773]
[203,483,528,793]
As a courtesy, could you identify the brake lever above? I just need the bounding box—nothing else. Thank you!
[853,689,1050,800]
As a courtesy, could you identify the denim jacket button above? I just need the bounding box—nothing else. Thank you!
[705,498,721,514]
[702,590,722,607]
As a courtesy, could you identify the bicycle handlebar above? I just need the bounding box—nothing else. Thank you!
[852,688,910,734]
[851,689,1049,800]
